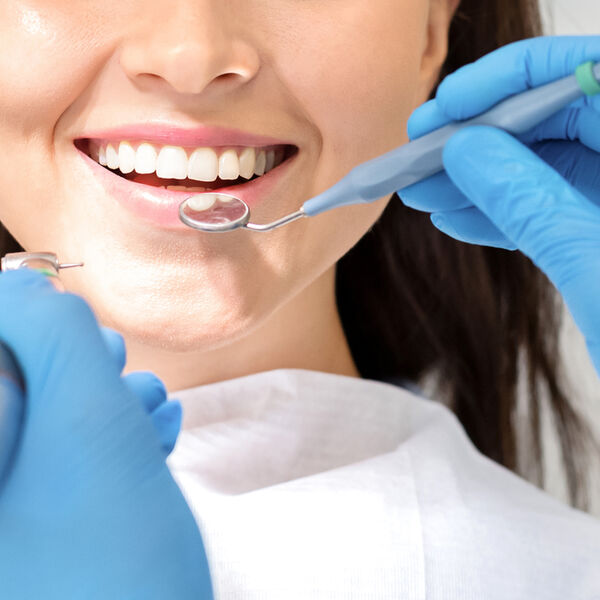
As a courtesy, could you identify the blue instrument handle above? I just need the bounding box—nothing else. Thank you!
[303,61,600,216]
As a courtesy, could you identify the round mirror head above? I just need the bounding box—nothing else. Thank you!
[179,193,250,232]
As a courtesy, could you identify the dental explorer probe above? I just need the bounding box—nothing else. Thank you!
[179,60,600,233]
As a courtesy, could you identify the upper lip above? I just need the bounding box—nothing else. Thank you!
[75,121,296,148]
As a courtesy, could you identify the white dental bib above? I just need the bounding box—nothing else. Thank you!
[167,368,600,599]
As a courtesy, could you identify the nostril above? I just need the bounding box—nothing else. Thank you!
[215,73,239,84]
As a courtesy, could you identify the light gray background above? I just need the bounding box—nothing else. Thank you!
[540,0,600,34]
[533,1,599,513]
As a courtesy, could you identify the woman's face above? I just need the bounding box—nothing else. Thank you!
[0,1,453,354]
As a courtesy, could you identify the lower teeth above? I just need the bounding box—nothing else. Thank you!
[165,185,210,192]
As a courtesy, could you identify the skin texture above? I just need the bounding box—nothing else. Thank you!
[0,0,458,392]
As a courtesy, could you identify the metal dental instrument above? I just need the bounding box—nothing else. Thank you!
[179,60,600,233]
[1,252,83,277]
[0,252,84,395]
[179,192,305,233]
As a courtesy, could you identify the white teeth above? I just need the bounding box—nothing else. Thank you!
[135,143,158,175]
[106,144,119,169]
[188,148,218,182]
[156,146,188,180]
[93,141,288,182]
[254,150,266,176]
[166,185,210,192]
[118,142,136,174]
[265,150,275,172]
[239,147,256,179]
[219,149,240,180]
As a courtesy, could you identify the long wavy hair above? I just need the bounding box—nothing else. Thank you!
[0,0,596,508]
[337,0,598,509]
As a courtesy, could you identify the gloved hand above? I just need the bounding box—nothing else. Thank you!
[0,326,182,487]
[399,35,600,375]
[0,269,213,599]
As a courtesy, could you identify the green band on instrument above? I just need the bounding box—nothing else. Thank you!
[575,61,600,96]
[35,268,58,278]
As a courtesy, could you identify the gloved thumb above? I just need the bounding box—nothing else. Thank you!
[0,269,144,428]
[123,371,182,456]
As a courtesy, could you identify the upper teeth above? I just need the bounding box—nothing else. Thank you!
[89,141,285,181]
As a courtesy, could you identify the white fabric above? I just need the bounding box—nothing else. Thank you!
[167,368,600,599]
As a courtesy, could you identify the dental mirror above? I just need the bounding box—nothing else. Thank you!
[179,193,306,233]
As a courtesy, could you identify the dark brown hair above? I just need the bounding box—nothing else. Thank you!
[337,0,598,509]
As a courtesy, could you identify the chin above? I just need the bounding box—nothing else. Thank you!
[91,289,260,354]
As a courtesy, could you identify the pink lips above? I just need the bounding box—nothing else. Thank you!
[74,123,298,230]
[79,122,295,149]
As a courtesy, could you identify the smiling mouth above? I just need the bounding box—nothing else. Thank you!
[74,138,298,193]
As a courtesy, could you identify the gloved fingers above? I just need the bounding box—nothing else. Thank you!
[122,371,182,457]
[0,270,134,414]
[405,110,600,213]
[150,400,183,457]
[399,171,473,212]
[398,158,516,248]
[519,106,600,154]
[407,99,450,140]
[443,125,600,289]
[407,41,600,141]
[532,140,600,203]
[430,208,517,250]
[408,38,600,146]
[99,327,127,373]
[436,36,600,121]
[122,371,167,413]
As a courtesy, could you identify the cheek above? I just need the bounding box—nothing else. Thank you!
[269,1,427,168]
[0,2,128,130]
[0,4,80,126]
[0,2,120,248]
[0,3,67,247]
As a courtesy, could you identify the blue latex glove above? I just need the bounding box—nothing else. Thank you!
[102,326,182,457]
[399,35,600,375]
[0,269,213,599]
[0,327,182,487]
[0,344,23,488]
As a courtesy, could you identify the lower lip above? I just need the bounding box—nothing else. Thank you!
[75,145,297,230]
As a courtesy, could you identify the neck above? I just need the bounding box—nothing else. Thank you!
[122,265,359,393]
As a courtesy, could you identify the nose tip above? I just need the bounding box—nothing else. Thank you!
[158,40,259,95]
[119,9,260,97]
